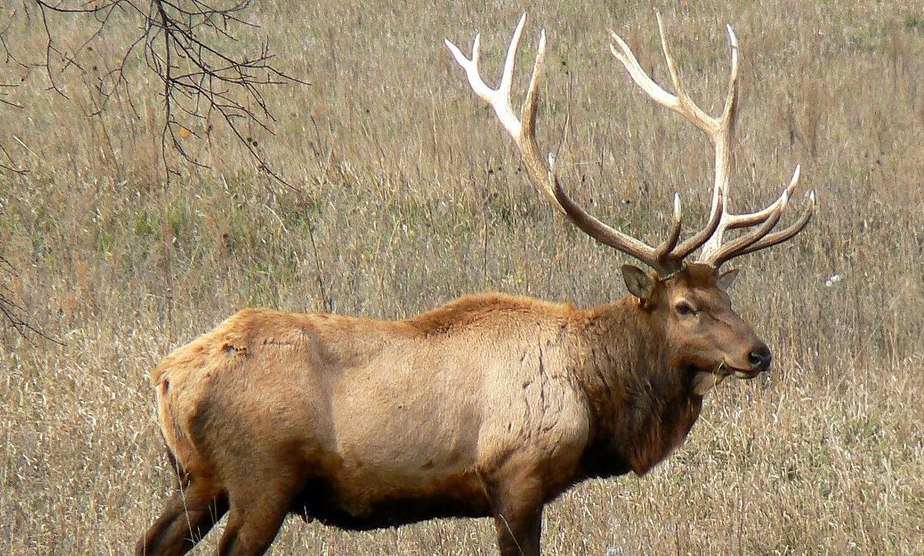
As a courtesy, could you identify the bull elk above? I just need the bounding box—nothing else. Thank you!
[136,13,814,556]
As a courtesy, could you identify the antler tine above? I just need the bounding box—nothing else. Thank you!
[720,24,741,130]
[608,32,681,119]
[654,13,721,136]
[444,15,525,140]
[704,190,788,267]
[519,27,562,211]
[654,193,683,258]
[448,14,679,274]
[724,166,801,230]
[728,190,816,259]
[698,165,806,264]
[608,13,735,138]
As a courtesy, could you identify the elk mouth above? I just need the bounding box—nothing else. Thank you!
[731,368,761,379]
[720,361,764,380]
[695,361,762,379]
[688,361,763,396]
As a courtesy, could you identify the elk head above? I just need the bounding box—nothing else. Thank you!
[446,14,815,392]
[622,262,772,395]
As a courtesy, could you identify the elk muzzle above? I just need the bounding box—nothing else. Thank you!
[734,341,771,377]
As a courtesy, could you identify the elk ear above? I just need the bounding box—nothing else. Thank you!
[718,268,740,290]
[622,265,656,301]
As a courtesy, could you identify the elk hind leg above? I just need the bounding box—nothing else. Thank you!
[136,478,227,556]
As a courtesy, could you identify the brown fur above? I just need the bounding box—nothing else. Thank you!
[136,263,769,556]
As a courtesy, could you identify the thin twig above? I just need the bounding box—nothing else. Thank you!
[4,0,307,184]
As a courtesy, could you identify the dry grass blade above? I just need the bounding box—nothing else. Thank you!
[0,1,922,554]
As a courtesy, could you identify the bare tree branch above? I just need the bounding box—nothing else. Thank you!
[0,253,60,344]
[2,0,306,185]
[0,0,306,339]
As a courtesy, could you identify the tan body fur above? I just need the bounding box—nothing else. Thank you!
[156,294,589,524]
[139,283,718,555]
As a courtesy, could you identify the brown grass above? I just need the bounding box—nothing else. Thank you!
[1,1,923,554]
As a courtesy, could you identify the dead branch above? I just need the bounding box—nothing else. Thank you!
[0,0,305,339]
[2,0,306,185]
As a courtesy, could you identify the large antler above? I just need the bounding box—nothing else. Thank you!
[609,13,816,268]
[446,14,700,276]
[446,14,815,275]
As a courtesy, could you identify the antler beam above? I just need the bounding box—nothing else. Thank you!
[446,13,815,275]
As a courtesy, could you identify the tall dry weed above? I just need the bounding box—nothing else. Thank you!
[1,1,922,554]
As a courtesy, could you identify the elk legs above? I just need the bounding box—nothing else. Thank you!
[135,478,227,556]
[487,464,546,556]
[216,471,304,556]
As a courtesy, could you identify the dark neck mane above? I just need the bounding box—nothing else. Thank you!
[574,297,702,478]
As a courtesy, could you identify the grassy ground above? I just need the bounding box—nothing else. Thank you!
[1,0,923,553]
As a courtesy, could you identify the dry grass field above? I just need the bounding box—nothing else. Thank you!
[2,0,923,553]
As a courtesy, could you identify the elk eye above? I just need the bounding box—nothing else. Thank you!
[675,302,696,316]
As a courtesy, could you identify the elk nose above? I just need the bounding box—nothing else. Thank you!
[748,344,772,372]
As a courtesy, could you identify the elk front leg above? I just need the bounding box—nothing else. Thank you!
[493,503,543,556]
[487,468,546,556]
